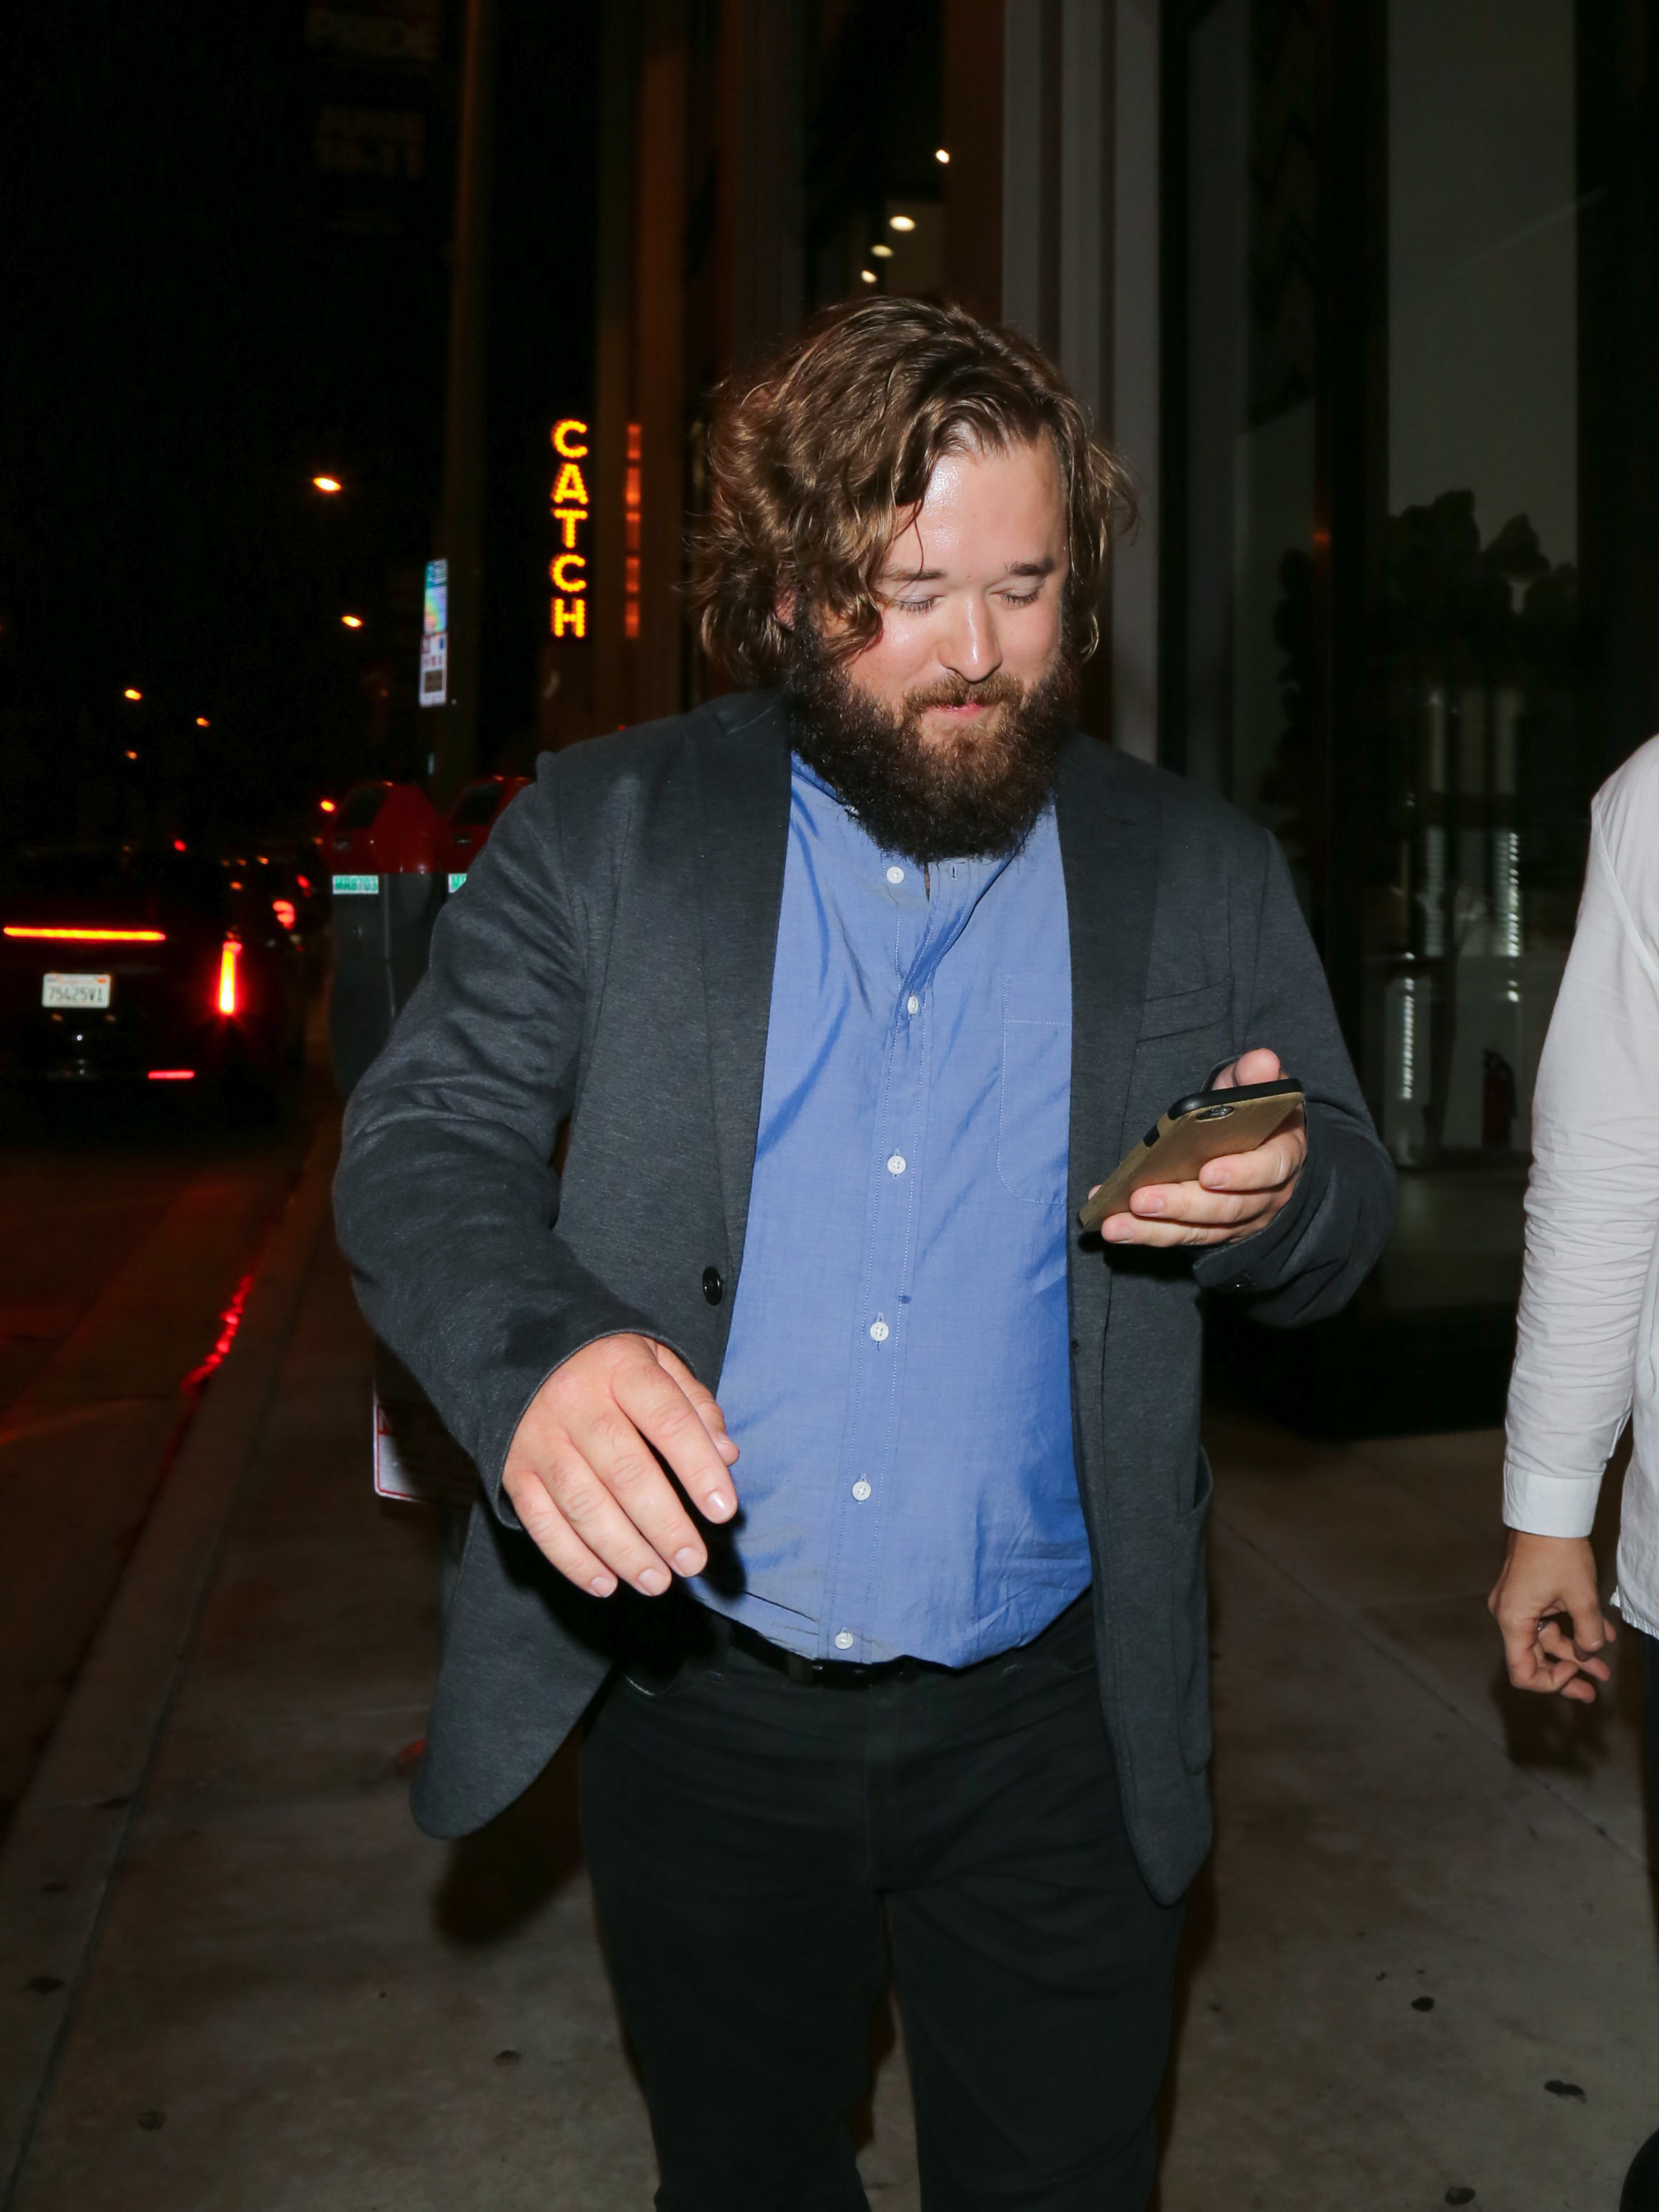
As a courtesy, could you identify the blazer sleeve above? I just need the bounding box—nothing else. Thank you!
[1191,831,1396,1322]
[333,760,670,1522]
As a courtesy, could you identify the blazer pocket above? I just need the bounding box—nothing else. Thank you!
[998,972,1071,1204]
[1171,1449,1215,1775]
[1138,977,1233,1041]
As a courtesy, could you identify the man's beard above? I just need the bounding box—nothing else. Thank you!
[785,637,1077,866]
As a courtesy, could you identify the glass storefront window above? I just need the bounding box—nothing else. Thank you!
[1169,0,1595,1322]
[1368,0,1581,1311]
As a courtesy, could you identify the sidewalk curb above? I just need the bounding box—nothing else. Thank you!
[0,1115,340,2209]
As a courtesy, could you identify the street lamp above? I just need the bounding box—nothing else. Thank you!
[341,614,364,630]
[313,475,343,494]
[196,716,210,729]
[123,687,142,701]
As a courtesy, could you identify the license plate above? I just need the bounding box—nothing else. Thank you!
[42,973,111,1009]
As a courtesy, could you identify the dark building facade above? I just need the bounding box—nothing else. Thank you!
[553,0,1659,1419]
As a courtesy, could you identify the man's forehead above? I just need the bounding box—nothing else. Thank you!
[879,439,1067,575]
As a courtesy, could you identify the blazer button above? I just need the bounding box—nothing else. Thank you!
[702,1266,724,1306]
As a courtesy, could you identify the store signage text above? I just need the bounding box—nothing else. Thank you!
[549,418,589,639]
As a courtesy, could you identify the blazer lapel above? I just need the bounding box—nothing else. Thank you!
[694,691,793,1277]
[1057,735,1162,1282]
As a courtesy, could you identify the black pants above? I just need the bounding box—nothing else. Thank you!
[579,1595,1185,2212]
[1643,1630,1659,1844]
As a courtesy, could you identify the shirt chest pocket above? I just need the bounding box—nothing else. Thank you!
[998,973,1072,1205]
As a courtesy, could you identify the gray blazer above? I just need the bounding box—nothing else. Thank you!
[334,690,1394,1903]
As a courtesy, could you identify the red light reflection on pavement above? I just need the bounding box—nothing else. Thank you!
[183,1274,253,1394]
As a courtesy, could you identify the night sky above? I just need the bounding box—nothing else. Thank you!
[1,0,598,845]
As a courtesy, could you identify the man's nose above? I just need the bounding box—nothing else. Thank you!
[938,599,1003,684]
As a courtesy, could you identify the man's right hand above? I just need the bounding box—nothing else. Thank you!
[1488,1529,1615,1704]
[501,1334,739,1598]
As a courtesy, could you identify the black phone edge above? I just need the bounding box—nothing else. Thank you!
[1163,1074,1304,1122]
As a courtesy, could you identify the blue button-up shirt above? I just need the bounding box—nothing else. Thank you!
[696,757,1090,1665]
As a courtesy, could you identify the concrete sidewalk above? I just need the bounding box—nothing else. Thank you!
[1,1139,1653,2209]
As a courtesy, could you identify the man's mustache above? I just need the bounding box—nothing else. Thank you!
[903,671,1024,715]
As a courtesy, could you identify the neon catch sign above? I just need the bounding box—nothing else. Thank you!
[549,419,589,638]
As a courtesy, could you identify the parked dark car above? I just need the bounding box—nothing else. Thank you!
[0,844,306,1102]
[445,773,529,885]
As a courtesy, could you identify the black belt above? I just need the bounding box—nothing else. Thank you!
[721,1591,1091,1688]
[724,1618,937,1687]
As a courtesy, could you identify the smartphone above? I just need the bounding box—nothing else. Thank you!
[1077,1076,1305,1234]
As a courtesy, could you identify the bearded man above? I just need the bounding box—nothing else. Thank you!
[335,299,1394,2211]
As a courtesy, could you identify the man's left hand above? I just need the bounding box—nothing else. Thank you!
[1092,1047,1307,1249]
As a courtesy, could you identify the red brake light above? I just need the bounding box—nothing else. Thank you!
[148,1069,196,1082]
[4,925,167,943]
[217,937,240,1015]
[295,873,312,893]
[272,898,297,931]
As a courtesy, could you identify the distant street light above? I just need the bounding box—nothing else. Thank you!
[871,243,893,258]
[124,749,138,761]
[123,687,142,701]
[935,148,950,163]
[313,475,343,494]
[320,798,338,813]
[196,716,210,728]
[861,269,877,285]
[889,214,916,233]
[341,614,364,629]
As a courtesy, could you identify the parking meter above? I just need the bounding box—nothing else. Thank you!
[327,781,447,1098]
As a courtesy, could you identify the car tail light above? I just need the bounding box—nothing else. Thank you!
[217,937,240,1015]
[272,898,297,930]
[148,1068,196,1081]
[4,925,166,943]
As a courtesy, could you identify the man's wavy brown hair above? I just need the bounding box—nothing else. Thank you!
[691,298,1135,687]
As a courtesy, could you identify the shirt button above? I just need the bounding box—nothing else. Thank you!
[906,994,920,1015]
[887,1154,906,1175]
[886,865,904,885]
[835,1630,855,1650]
[852,1478,871,1501]
[869,1318,889,1342]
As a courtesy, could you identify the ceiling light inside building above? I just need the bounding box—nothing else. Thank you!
[935,148,950,163]
[871,242,893,258]
[861,268,877,284]
[889,214,916,233]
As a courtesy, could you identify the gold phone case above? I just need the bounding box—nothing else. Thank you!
[1077,1082,1304,1234]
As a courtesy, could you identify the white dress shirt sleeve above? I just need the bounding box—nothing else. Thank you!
[1504,742,1659,1537]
